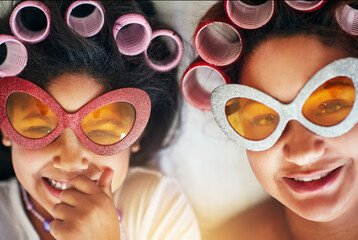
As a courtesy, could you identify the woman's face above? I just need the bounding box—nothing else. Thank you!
[2,73,132,219]
[241,35,358,222]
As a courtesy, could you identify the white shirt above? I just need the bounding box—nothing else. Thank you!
[0,167,201,240]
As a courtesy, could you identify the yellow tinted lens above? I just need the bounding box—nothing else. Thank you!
[225,98,279,141]
[6,92,59,138]
[81,102,135,145]
[302,77,355,127]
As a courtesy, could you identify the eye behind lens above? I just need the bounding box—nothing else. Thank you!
[81,102,135,146]
[302,77,355,127]
[6,92,58,139]
[225,97,279,141]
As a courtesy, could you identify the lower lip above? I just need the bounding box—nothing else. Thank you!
[284,167,342,194]
[43,178,62,199]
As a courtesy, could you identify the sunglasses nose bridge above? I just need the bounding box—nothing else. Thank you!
[62,112,80,130]
[282,102,300,122]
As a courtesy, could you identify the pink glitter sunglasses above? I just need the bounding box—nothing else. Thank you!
[0,77,151,156]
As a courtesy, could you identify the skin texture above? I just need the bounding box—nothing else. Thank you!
[240,35,358,239]
[2,73,138,240]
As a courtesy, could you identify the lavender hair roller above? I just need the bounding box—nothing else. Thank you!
[66,1,105,37]
[0,35,28,77]
[336,3,358,36]
[195,21,243,67]
[145,29,183,72]
[113,13,152,56]
[181,61,230,111]
[284,0,326,12]
[225,0,275,30]
[9,1,50,44]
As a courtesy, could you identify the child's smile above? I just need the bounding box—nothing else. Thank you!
[283,166,342,194]
[242,35,358,222]
[6,73,131,221]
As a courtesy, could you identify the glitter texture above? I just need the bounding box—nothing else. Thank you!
[211,57,358,151]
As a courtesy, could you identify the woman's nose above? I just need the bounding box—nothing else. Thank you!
[53,129,89,171]
[280,120,326,166]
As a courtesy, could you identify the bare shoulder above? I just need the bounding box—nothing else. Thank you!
[204,197,291,240]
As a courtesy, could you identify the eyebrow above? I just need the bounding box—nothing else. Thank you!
[324,80,353,88]
[23,113,54,124]
[85,118,124,128]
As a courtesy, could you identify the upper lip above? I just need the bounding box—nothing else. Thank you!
[43,176,98,183]
[284,168,338,179]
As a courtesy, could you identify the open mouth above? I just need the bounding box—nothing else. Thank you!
[284,167,342,194]
[44,177,67,190]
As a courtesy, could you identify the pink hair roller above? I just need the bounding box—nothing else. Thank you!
[284,0,326,12]
[113,13,152,56]
[225,0,275,30]
[0,35,28,77]
[66,1,105,37]
[336,3,358,36]
[181,61,230,111]
[145,29,183,72]
[194,21,243,67]
[9,1,51,43]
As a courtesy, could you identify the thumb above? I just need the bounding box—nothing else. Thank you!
[98,168,114,197]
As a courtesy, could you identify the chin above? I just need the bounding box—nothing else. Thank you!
[289,201,347,223]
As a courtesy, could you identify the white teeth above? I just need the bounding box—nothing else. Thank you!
[47,178,67,190]
[294,172,329,182]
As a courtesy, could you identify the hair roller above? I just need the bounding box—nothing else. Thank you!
[284,0,326,12]
[0,35,28,77]
[225,0,275,30]
[144,29,183,72]
[181,61,230,111]
[113,13,152,56]
[195,21,243,67]
[336,3,358,36]
[65,1,105,37]
[9,1,51,44]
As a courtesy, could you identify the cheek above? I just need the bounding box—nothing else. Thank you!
[10,144,48,188]
[99,150,131,192]
[246,149,280,192]
[329,124,358,156]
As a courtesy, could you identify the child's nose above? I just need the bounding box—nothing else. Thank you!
[280,120,325,166]
[53,129,89,171]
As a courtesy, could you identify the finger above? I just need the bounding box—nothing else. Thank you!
[60,188,86,207]
[49,219,65,239]
[98,168,114,197]
[52,202,75,221]
[67,174,98,194]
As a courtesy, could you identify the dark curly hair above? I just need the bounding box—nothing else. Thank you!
[0,0,182,179]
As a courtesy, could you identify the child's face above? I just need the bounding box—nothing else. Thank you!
[241,35,358,222]
[2,73,131,217]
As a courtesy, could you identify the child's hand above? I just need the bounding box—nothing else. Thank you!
[49,169,122,240]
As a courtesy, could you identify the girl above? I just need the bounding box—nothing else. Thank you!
[0,1,200,239]
[182,1,358,239]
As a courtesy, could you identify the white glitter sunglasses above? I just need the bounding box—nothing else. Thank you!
[211,57,358,151]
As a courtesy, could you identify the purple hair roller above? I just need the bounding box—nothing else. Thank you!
[0,35,28,77]
[284,0,326,12]
[336,3,358,36]
[113,13,152,56]
[0,35,27,77]
[145,29,183,72]
[181,61,230,111]
[66,1,105,37]
[9,1,51,43]
[194,21,243,67]
[225,0,275,30]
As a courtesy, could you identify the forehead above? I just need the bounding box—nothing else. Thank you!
[46,73,104,113]
[240,35,348,103]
